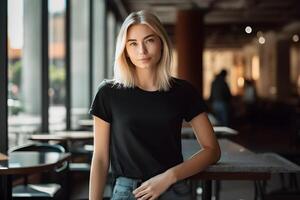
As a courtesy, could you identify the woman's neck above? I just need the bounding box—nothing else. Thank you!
[135,68,157,90]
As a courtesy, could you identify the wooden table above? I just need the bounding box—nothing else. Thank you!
[29,131,94,173]
[0,151,71,200]
[30,131,93,142]
[181,126,238,138]
[182,139,300,200]
[78,119,93,128]
[29,131,93,151]
[75,120,238,138]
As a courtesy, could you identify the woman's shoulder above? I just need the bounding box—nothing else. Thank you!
[96,79,120,92]
[98,79,119,90]
[170,77,194,89]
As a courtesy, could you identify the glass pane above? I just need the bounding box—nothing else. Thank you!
[8,0,42,148]
[71,0,90,129]
[92,0,106,95]
[107,11,116,79]
[48,0,66,131]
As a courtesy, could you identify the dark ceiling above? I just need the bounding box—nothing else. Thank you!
[119,0,300,48]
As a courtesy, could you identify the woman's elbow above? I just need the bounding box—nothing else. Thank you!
[212,146,221,164]
[206,144,221,164]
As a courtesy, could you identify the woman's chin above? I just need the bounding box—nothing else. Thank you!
[135,64,152,69]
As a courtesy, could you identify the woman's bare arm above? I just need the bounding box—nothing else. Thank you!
[133,112,221,199]
[89,116,110,200]
[167,112,221,182]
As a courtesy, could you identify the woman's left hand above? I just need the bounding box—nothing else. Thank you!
[132,170,175,200]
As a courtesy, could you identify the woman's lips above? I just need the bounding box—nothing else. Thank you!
[139,58,151,62]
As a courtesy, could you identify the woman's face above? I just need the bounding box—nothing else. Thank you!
[125,24,162,70]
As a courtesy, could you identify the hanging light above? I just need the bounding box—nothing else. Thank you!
[292,34,299,42]
[258,36,265,44]
[245,26,252,34]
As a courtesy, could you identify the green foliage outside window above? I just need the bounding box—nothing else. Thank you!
[50,64,66,104]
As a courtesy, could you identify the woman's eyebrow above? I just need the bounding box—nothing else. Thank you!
[127,38,136,42]
[127,34,155,42]
[143,34,155,40]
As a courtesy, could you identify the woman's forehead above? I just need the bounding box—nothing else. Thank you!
[127,24,157,39]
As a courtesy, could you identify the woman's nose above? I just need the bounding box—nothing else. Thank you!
[138,43,147,55]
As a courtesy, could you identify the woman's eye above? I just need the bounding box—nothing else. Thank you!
[146,38,155,43]
[129,42,137,46]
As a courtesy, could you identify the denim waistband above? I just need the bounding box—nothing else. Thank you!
[115,177,143,189]
[115,176,189,189]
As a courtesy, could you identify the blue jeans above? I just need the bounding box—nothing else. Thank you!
[111,177,193,200]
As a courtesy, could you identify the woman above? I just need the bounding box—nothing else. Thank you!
[89,10,221,200]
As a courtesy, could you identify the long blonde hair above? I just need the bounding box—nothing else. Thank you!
[113,10,173,91]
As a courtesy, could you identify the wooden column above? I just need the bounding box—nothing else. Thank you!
[175,9,205,96]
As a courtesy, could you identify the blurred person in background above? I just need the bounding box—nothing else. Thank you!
[210,69,232,126]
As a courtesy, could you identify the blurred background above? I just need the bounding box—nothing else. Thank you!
[3,0,300,149]
[1,0,300,199]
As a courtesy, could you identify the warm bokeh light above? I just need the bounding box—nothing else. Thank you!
[258,36,265,44]
[252,56,260,80]
[237,77,244,88]
[292,34,299,42]
[270,86,277,95]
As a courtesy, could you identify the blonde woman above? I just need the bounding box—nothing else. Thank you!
[89,10,221,200]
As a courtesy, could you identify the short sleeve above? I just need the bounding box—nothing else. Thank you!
[88,80,112,123]
[183,81,207,122]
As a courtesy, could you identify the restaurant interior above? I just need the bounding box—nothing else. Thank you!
[1,0,300,199]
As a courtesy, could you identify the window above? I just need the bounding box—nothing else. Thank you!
[8,0,42,148]
[48,0,66,131]
[71,0,90,129]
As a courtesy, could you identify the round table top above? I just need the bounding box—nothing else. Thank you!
[0,151,71,175]
[78,119,93,127]
[29,131,93,142]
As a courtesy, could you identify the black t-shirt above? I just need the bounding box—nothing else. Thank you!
[89,77,206,180]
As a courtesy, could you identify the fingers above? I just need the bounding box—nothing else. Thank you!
[137,192,153,200]
[134,187,149,199]
[133,182,158,200]
[133,182,149,196]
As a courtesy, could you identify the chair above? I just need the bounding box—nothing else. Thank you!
[9,143,69,200]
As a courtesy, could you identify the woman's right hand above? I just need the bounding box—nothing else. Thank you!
[132,169,176,200]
